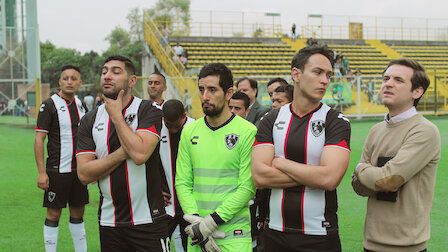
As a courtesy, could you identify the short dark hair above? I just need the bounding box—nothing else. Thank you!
[291,45,334,71]
[151,72,166,80]
[162,99,185,122]
[274,85,294,102]
[236,77,258,97]
[61,65,81,74]
[231,91,250,109]
[267,77,288,87]
[104,55,136,75]
[384,58,430,107]
[198,63,233,92]
[151,72,166,84]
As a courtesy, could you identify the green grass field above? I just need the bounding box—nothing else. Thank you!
[0,116,447,251]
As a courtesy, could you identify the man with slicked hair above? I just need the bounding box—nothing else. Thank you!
[252,45,351,251]
[352,58,440,252]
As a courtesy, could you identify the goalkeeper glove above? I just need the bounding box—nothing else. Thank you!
[184,214,225,242]
[196,236,222,252]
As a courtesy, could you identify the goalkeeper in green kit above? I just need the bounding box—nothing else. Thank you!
[175,63,257,252]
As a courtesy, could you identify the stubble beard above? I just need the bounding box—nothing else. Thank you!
[103,86,127,100]
[203,102,224,118]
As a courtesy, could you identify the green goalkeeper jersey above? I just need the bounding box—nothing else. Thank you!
[176,114,256,244]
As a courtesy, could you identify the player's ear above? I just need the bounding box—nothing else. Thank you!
[128,75,137,88]
[291,67,302,82]
[225,87,234,101]
[412,86,424,100]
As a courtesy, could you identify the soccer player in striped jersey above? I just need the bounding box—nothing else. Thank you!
[76,55,169,251]
[159,99,195,252]
[176,63,257,252]
[34,65,89,252]
[147,72,167,106]
[251,45,351,251]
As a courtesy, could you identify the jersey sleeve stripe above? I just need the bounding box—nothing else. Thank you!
[35,127,49,133]
[136,125,160,138]
[253,140,274,148]
[76,150,96,156]
[323,144,351,152]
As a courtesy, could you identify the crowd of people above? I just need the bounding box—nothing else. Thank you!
[0,96,29,117]
[34,45,440,252]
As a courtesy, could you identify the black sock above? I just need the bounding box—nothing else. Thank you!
[44,218,59,227]
[69,217,83,224]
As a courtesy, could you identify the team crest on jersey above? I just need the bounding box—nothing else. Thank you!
[124,113,136,126]
[78,104,85,113]
[311,120,325,137]
[39,104,45,112]
[48,191,56,202]
[225,134,239,150]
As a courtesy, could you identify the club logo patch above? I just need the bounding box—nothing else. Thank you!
[48,191,56,202]
[225,134,239,150]
[124,113,136,126]
[311,120,325,137]
[78,104,85,113]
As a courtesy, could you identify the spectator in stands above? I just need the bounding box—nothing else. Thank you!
[0,98,6,115]
[173,42,184,57]
[236,77,270,126]
[334,58,344,81]
[7,96,16,116]
[83,93,95,112]
[271,85,294,109]
[291,23,296,41]
[228,91,250,119]
[352,58,440,252]
[267,77,288,99]
[342,55,350,73]
[345,67,354,82]
[162,25,169,43]
[16,97,24,116]
[180,52,188,68]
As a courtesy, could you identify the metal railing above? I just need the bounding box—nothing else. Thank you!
[143,10,203,118]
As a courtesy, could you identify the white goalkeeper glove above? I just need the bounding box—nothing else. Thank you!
[196,236,223,252]
[184,214,225,242]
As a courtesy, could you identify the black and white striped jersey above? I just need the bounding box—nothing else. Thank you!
[254,103,351,235]
[159,116,195,217]
[36,93,87,173]
[77,97,166,227]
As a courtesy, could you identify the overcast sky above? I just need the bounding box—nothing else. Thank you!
[36,0,448,53]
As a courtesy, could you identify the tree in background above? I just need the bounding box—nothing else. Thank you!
[41,7,145,88]
[147,0,191,36]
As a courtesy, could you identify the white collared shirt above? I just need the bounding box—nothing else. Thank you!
[384,106,418,124]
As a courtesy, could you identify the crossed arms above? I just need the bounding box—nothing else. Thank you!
[251,144,350,191]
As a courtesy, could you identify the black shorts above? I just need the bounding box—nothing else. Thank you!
[43,171,89,209]
[100,216,171,252]
[263,228,341,252]
[167,215,188,251]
